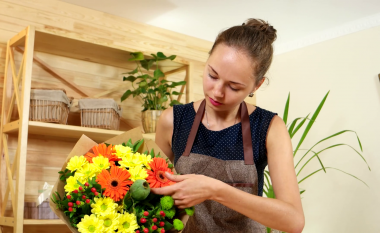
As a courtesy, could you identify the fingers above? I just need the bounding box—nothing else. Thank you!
[165,172,189,182]
[150,186,175,196]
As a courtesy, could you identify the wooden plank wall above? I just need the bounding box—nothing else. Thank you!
[0,1,211,231]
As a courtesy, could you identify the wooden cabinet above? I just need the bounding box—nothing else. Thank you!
[0,26,190,233]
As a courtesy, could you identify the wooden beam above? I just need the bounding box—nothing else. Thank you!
[15,47,91,98]
[9,27,27,47]
[185,63,194,103]
[163,66,187,76]
[1,146,17,217]
[8,49,22,115]
[0,217,14,227]
[2,121,19,134]
[14,25,35,233]
[2,136,16,216]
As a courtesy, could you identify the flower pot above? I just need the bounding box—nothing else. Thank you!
[141,110,163,133]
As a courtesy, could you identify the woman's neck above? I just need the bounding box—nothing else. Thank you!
[204,103,241,130]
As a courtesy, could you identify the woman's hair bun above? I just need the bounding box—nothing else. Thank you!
[243,18,277,44]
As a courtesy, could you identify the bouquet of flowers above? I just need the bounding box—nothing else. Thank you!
[49,128,192,233]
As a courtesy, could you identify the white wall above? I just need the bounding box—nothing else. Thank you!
[258,25,380,232]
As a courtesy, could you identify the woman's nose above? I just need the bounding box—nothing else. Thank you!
[213,83,224,98]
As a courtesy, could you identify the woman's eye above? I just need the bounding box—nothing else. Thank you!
[208,74,217,79]
[230,86,239,91]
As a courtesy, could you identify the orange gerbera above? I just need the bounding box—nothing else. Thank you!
[96,165,133,201]
[85,143,120,164]
[146,157,176,188]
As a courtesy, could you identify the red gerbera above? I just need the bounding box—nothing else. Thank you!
[85,143,120,165]
[96,165,132,201]
[146,157,176,188]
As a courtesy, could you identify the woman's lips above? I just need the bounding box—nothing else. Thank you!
[209,97,222,106]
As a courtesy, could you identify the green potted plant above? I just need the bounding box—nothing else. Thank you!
[264,91,370,233]
[121,52,186,133]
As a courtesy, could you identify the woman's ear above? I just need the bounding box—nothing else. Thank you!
[252,77,266,93]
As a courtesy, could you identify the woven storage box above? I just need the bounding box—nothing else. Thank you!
[29,88,72,124]
[24,201,59,219]
[78,98,121,130]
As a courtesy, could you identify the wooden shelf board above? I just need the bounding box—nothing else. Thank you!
[32,30,186,73]
[23,219,65,225]
[4,121,155,143]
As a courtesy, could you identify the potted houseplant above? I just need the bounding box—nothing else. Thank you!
[264,91,370,233]
[121,52,186,133]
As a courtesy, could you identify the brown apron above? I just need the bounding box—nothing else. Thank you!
[175,100,266,233]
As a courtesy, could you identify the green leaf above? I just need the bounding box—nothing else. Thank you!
[167,55,176,60]
[150,149,155,157]
[133,139,144,152]
[139,81,147,87]
[267,184,275,198]
[163,220,174,231]
[158,96,168,104]
[169,100,181,106]
[298,167,369,188]
[140,59,154,71]
[294,91,330,156]
[126,139,133,148]
[153,69,165,79]
[288,115,310,138]
[121,90,132,102]
[295,130,370,171]
[171,91,183,95]
[300,189,305,195]
[169,81,186,88]
[129,52,144,61]
[123,75,137,82]
[127,68,138,74]
[283,93,290,125]
[296,149,326,176]
[156,52,168,60]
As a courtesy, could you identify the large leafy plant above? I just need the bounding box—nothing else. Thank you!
[121,52,186,111]
[264,91,370,233]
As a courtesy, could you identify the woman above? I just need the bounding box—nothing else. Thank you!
[153,18,305,233]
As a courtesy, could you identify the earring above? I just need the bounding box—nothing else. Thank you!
[249,93,254,97]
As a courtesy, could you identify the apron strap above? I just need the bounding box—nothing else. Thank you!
[182,99,255,165]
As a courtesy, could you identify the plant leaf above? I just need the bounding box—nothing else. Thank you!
[121,90,132,102]
[154,69,165,79]
[290,115,311,139]
[127,68,138,74]
[294,91,330,156]
[129,52,144,61]
[298,167,369,188]
[123,76,137,82]
[158,96,168,104]
[169,100,181,106]
[295,130,369,170]
[140,59,154,71]
[283,93,290,124]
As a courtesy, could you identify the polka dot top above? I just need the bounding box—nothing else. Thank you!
[172,102,277,196]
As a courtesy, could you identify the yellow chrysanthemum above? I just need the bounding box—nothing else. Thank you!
[92,156,110,172]
[91,197,117,216]
[117,212,139,233]
[114,145,133,159]
[74,163,97,184]
[77,214,104,233]
[116,204,124,213]
[64,176,81,194]
[128,166,148,182]
[119,152,148,169]
[140,154,153,170]
[66,155,88,172]
[99,212,119,233]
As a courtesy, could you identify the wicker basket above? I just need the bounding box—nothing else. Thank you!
[78,98,121,130]
[29,88,72,124]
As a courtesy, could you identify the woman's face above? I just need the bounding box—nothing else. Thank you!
[203,43,256,112]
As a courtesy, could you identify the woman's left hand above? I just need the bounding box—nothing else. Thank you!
[151,172,221,209]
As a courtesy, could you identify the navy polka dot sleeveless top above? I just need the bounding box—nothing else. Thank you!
[172,102,277,196]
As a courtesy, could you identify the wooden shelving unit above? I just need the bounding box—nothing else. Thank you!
[0,26,188,233]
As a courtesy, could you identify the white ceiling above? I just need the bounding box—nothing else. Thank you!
[60,0,380,54]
